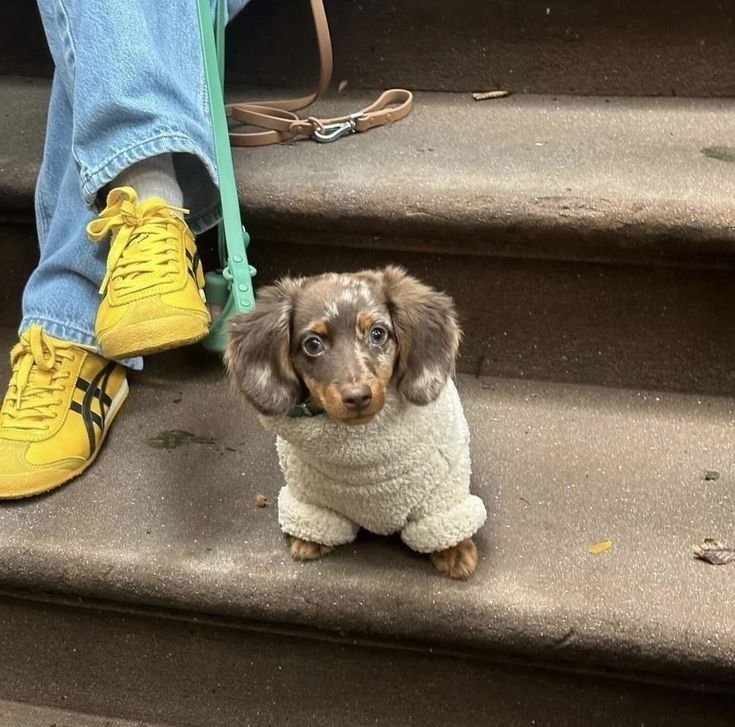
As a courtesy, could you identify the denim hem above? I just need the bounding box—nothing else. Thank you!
[190,200,223,235]
[79,131,220,232]
[18,317,144,371]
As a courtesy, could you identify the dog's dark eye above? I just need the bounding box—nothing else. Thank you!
[369,325,388,345]
[302,336,325,356]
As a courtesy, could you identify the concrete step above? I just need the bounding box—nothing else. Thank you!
[5,78,735,269]
[0,699,165,727]
[3,77,735,396]
[3,7,733,724]
[1,324,734,724]
[2,596,735,727]
[2,0,734,96]
[5,220,735,398]
[227,0,735,96]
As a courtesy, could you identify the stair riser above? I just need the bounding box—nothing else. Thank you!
[227,0,735,96]
[252,240,735,396]
[2,1,734,96]
[4,226,735,395]
[1,595,734,727]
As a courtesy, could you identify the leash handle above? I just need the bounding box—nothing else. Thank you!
[196,0,255,322]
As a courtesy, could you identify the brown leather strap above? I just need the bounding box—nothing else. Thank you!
[227,0,413,146]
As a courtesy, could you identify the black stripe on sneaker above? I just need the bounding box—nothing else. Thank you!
[70,362,118,456]
[187,250,200,282]
[98,365,114,426]
[76,377,113,407]
[83,362,117,433]
[70,400,99,456]
[70,400,103,429]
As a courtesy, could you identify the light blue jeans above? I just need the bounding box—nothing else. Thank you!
[23,0,250,368]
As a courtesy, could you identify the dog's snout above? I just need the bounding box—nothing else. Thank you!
[340,383,373,411]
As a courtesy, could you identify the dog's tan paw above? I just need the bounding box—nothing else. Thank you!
[289,537,333,561]
[430,538,478,580]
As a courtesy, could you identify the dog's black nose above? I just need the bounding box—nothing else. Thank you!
[341,384,373,411]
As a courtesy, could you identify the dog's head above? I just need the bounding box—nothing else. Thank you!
[225,266,460,425]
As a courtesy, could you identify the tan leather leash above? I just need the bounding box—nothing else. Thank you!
[226,0,413,146]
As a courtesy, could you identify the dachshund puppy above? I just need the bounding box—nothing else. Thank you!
[226,266,486,579]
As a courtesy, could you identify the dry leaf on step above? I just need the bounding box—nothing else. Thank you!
[471,90,510,101]
[588,539,613,555]
[693,539,735,565]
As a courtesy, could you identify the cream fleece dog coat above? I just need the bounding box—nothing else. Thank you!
[260,379,486,553]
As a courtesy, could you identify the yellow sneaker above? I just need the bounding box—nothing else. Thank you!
[87,186,211,359]
[0,326,128,499]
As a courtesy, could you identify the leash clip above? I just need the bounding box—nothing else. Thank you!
[313,112,361,143]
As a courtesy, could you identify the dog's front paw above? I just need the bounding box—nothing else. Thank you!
[289,537,334,561]
[430,538,478,580]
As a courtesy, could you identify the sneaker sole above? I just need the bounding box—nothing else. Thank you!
[99,317,210,359]
[1,379,130,500]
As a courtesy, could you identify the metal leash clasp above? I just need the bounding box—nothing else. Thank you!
[313,112,362,143]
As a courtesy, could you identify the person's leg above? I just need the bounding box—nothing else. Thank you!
[37,0,220,220]
[23,72,140,358]
[0,45,137,497]
[1,0,250,497]
[24,0,255,354]
[23,0,228,358]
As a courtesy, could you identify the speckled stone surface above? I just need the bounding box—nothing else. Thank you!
[3,0,735,97]
[6,224,735,397]
[3,77,735,267]
[0,326,733,688]
[226,0,735,96]
[3,596,735,727]
[0,699,163,727]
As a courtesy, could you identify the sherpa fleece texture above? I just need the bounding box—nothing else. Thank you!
[260,379,487,553]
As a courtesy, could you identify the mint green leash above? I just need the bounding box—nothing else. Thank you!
[196,0,256,352]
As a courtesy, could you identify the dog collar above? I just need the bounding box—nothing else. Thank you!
[286,401,325,418]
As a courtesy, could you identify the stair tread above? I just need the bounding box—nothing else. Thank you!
[2,76,735,266]
[1,325,733,684]
[0,698,167,727]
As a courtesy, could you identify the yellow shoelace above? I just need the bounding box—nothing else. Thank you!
[1,326,74,431]
[87,187,189,297]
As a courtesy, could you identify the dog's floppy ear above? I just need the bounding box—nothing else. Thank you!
[381,265,460,405]
[225,278,304,416]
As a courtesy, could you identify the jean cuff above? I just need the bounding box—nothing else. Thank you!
[18,317,144,371]
[79,130,221,234]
